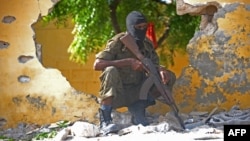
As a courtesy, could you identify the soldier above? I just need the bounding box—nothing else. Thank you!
[93,11,176,134]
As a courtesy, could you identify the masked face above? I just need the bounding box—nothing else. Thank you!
[126,11,148,41]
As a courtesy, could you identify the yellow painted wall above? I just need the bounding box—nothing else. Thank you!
[0,0,99,129]
[175,0,250,112]
[34,21,101,95]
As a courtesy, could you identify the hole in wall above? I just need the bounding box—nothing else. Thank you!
[2,15,16,24]
[18,55,34,63]
[0,118,7,128]
[18,75,31,83]
[0,40,10,49]
[30,1,210,95]
[35,43,42,63]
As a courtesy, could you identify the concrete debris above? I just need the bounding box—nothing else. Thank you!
[70,121,99,137]
[0,105,249,140]
[53,128,70,141]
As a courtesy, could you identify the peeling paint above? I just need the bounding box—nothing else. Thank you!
[0,118,7,128]
[51,107,56,116]
[245,4,250,11]
[26,95,46,110]
[175,1,250,112]
[214,30,231,45]
[12,97,23,106]
[224,3,240,13]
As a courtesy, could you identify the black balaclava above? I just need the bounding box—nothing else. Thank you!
[126,11,147,42]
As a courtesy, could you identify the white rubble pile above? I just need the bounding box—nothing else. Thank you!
[0,105,249,141]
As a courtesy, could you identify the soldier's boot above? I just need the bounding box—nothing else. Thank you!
[128,100,151,126]
[99,105,119,135]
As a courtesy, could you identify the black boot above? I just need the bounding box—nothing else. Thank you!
[99,105,119,135]
[128,100,150,126]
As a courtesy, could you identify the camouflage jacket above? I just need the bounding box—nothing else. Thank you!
[96,32,159,85]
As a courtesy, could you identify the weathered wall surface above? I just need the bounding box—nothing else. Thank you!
[0,0,98,128]
[174,0,250,112]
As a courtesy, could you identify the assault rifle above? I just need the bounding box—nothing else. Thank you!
[120,33,185,129]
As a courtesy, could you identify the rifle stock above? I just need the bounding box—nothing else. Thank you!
[120,33,185,129]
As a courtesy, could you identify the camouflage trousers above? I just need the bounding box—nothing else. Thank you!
[98,66,176,109]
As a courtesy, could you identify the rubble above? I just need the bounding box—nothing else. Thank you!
[0,105,249,141]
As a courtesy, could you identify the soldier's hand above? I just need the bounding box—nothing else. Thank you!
[130,58,144,71]
[159,66,170,84]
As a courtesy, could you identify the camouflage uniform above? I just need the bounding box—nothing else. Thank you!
[96,32,176,109]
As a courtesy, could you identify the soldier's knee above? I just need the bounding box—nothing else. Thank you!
[167,70,176,85]
[104,66,118,73]
[103,66,119,76]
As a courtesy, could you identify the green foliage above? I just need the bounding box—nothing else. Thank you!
[0,136,14,141]
[43,0,112,64]
[157,2,200,67]
[31,120,71,140]
[32,130,57,140]
[56,120,71,128]
[43,0,200,66]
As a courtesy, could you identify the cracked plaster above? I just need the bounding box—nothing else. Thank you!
[0,0,98,129]
[174,0,250,112]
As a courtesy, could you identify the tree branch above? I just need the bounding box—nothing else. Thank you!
[109,0,122,34]
[157,25,170,47]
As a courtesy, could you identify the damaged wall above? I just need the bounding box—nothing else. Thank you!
[33,20,102,97]
[174,0,250,111]
[0,0,98,128]
[1,0,250,129]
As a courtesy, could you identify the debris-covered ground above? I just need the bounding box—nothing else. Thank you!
[0,105,249,141]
